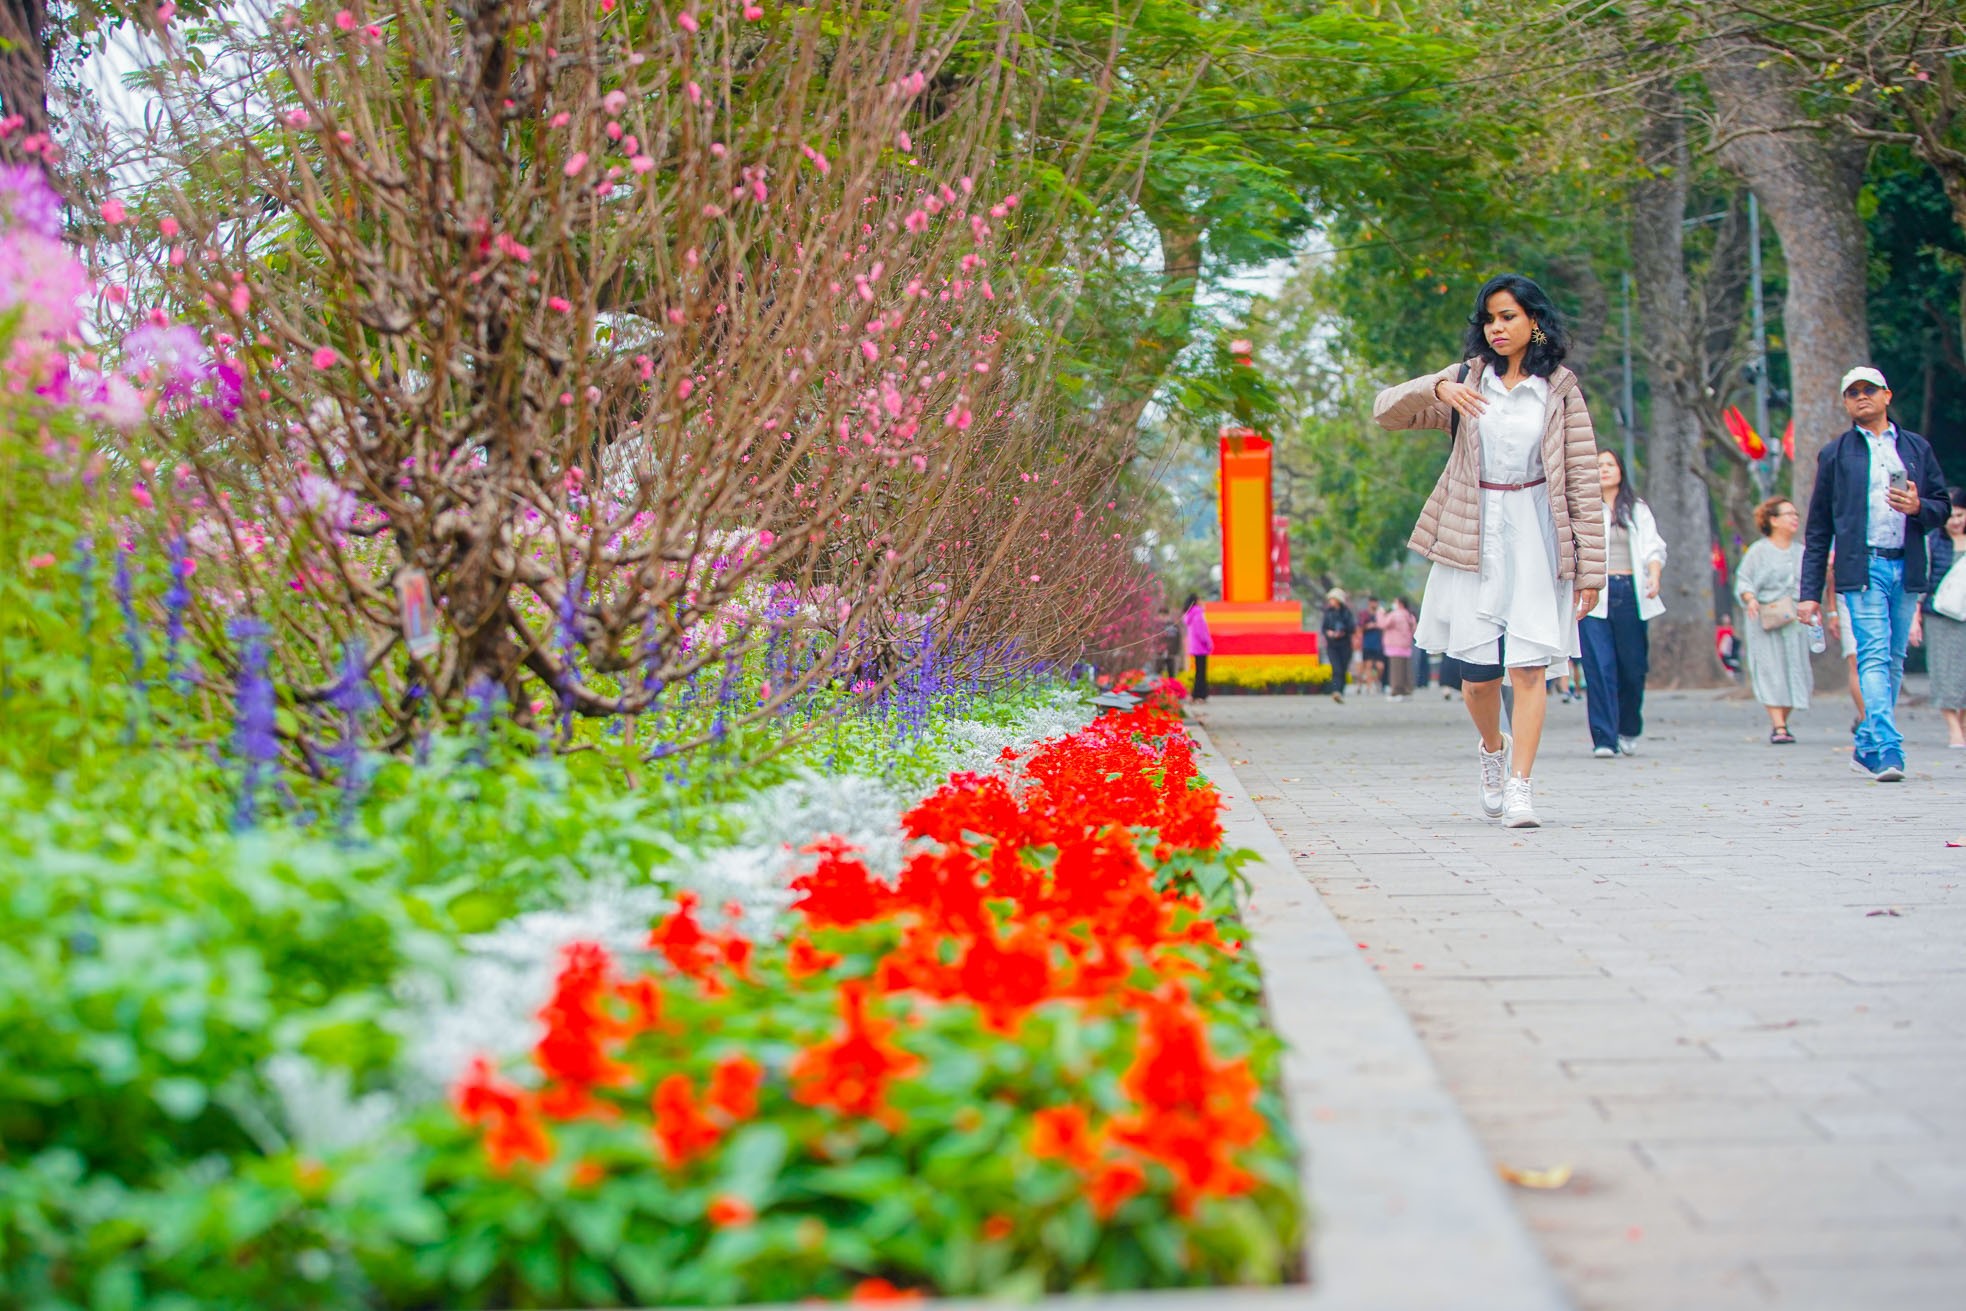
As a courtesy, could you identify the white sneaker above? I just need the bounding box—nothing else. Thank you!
[1593,745,1616,759]
[1503,776,1539,828]
[1478,734,1511,818]
[1618,735,1639,756]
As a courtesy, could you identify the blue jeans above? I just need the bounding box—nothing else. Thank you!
[1579,576,1649,750]
[1841,554,1920,761]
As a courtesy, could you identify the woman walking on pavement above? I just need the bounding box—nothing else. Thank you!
[1373,273,1606,828]
[1380,596,1418,699]
[1182,593,1213,702]
[1580,449,1667,758]
[1914,487,1966,749]
[1319,589,1356,702]
[1736,497,1813,744]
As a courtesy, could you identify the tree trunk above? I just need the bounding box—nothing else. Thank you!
[0,0,49,164]
[1633,93,1725,687]
[1100,203,1205,442]
[1705,37,1872,513]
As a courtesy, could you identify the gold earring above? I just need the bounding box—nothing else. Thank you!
[1531,324,1549,346]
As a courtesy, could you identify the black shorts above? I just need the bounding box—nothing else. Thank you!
[1456,634,1505,684]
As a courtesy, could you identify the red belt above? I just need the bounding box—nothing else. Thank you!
[1479,476,1547,492]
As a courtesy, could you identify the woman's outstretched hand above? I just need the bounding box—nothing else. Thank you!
[1434,377,1487,421]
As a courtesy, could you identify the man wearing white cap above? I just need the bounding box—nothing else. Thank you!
[1798,366,1951,780]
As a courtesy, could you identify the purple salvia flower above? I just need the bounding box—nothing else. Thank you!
[114,546,146,733]
[329,641,375,825]
[163,535,192,688]
[71,534,95,649]
[466,675,504,764]
[555,572,584,741]
[229,616,279,828]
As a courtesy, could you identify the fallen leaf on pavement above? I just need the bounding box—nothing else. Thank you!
[1249,793,1278,801]
[1865,908,1902,917]
[1947,839,1964,848]
[1280,776,1301,782]
[1498,1162,1573,1190]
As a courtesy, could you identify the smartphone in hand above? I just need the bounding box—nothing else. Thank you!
[1889,470,1910,493]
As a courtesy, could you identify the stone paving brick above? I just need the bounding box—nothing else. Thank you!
[1201,686,1966,1310]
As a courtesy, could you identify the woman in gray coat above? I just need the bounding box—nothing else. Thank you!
[1736,497,1812,744]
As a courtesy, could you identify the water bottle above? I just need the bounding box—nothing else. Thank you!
[1806,617,1826,655]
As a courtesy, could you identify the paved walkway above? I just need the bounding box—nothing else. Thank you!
[1199,684,1966,1311]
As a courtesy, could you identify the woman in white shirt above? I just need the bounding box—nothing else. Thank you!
[1580,450,1666,758]
[1374,273,1606,829]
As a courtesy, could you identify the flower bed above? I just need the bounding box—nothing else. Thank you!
[417,701,1300,1304]
[0,692,1301,1306]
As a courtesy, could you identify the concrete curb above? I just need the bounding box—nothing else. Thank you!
[1188,722,1572,1311]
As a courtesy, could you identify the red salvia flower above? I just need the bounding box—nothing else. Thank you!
[534,940,631,1117]
[1028,1104,1098,1171]
[707,1053,763,1121]
[955,924,1052,1034]
[453,1055,553,1171]
[652,1072,723,1167]
[786,932,842,979]
[706,1193,757,1228]
[790,837,894,928]
[1086,1157,1148,1219]
[790,982,921,1121]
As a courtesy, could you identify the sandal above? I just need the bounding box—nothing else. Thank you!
[1770,727,1796,745]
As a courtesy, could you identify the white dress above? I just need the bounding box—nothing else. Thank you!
[1413,371,1577,673]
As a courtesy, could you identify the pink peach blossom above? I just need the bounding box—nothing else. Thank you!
[311,346,338,369]
[99,198,127,225]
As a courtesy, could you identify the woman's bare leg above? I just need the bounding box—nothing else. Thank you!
[1765,705,1790,731]
[1944,707,1966,747]
[1464,677,1505,752]
[1507,666,1549,776]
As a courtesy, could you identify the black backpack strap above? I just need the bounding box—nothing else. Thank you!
[1447,362,1472,440]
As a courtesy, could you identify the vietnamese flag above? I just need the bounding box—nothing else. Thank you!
[1723,407,1767,460]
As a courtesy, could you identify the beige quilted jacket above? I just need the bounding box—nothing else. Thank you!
[1373,359,1607,592]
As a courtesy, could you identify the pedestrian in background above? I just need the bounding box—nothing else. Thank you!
[1156,604,1182,680]
[1320,588,1355,703]
[1380,596,1418,700]
[1738,498,1812,744]
[1374,271,1606,829]
[1797,366,1951,782]
[1580,448,1667,758]
[1915,486,1966,749]
[1182,592,1213,703]
[1358,595,1386,695]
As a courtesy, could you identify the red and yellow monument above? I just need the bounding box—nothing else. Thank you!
[1199,425,1323,688]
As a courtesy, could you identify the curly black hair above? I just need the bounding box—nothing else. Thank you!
[1461,273,1569,378]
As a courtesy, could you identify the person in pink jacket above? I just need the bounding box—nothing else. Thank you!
[1378,596,1419,699]
[1183,592,1213,701]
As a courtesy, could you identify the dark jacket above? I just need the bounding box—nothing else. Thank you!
[1319,603,1356,641]
[1800,424,1950,602]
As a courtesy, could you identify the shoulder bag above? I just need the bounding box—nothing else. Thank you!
[1934,556,1966,621]
[1758,594,1797,631]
